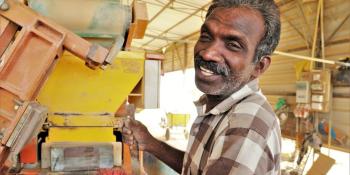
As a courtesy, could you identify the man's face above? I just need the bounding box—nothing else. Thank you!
[194,7,265,97]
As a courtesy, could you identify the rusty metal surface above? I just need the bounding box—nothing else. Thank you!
[0,0,109,65]
[0,17,17,58]
[0,102,47,168]
[27,0,131,39]
[6,102,47,155]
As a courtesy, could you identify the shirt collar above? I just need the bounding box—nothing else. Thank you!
[194,79,260,117]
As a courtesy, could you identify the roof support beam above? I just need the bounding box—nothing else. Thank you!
[148,0,175,24]
[145,33,196,43]
[280,0,310,49]
[172,48,175,71]
[174,43,185,72]
[160,0,300,51]
[141,0,202,18]
[282,38,350,53]
[184,43,188,69]
[325,13,350,44]
[142,2,211,47]
[282,14,311,49]
[276,0,294,6]
[296,0,312,46]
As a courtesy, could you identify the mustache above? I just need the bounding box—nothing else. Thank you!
[194,55,229,76]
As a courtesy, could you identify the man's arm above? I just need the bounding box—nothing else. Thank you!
[147,137,185,173]
[122,118,185,173]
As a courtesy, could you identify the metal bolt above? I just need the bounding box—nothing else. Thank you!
[13,99,23,111]
[42,122,50,130]
[0,0,9,11]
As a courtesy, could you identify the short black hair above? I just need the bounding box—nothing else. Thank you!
[206,0,281,62]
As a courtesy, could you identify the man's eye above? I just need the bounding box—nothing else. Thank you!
[199,33,211,42]
[226,41,241,50]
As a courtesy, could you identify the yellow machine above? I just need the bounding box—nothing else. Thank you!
[17,50,162,174]
[35,50,157,174]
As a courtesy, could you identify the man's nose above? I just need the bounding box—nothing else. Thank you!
[199,43,223,62]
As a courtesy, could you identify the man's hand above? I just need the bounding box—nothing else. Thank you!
[122,117,185,173]
[122,118,155,152]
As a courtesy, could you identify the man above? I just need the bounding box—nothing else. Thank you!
[122,0,281,174]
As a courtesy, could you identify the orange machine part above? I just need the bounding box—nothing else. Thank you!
[20,138,37,164]
[122,143,132,175]
[17,169,40,175]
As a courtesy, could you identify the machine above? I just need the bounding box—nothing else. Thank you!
[0,0,159,174]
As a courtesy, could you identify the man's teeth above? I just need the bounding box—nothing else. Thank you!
[200,66,214,76]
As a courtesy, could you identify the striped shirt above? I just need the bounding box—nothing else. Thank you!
[182,79,281,175]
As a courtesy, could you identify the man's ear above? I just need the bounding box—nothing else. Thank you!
[252,55,271,78]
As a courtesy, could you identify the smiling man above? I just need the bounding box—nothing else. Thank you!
[122,0,281,174]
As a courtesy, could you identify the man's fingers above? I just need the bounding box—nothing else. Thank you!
[129,143,140,154]
[124,118,137,129]
[138,144,146,151]
[130,143,137,150]
[124,139,134,145]
[123,118,131,128]
[123,135,134,141]
[122,127,132,135]
[121,127,134,144]
[123,136,134,145]
[122,118,149,151]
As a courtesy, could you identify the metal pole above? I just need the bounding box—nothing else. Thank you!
[273,51,350,67]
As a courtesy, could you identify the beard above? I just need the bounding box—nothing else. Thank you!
[194,55,254,97]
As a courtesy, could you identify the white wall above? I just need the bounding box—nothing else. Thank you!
[160,68,202,115]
